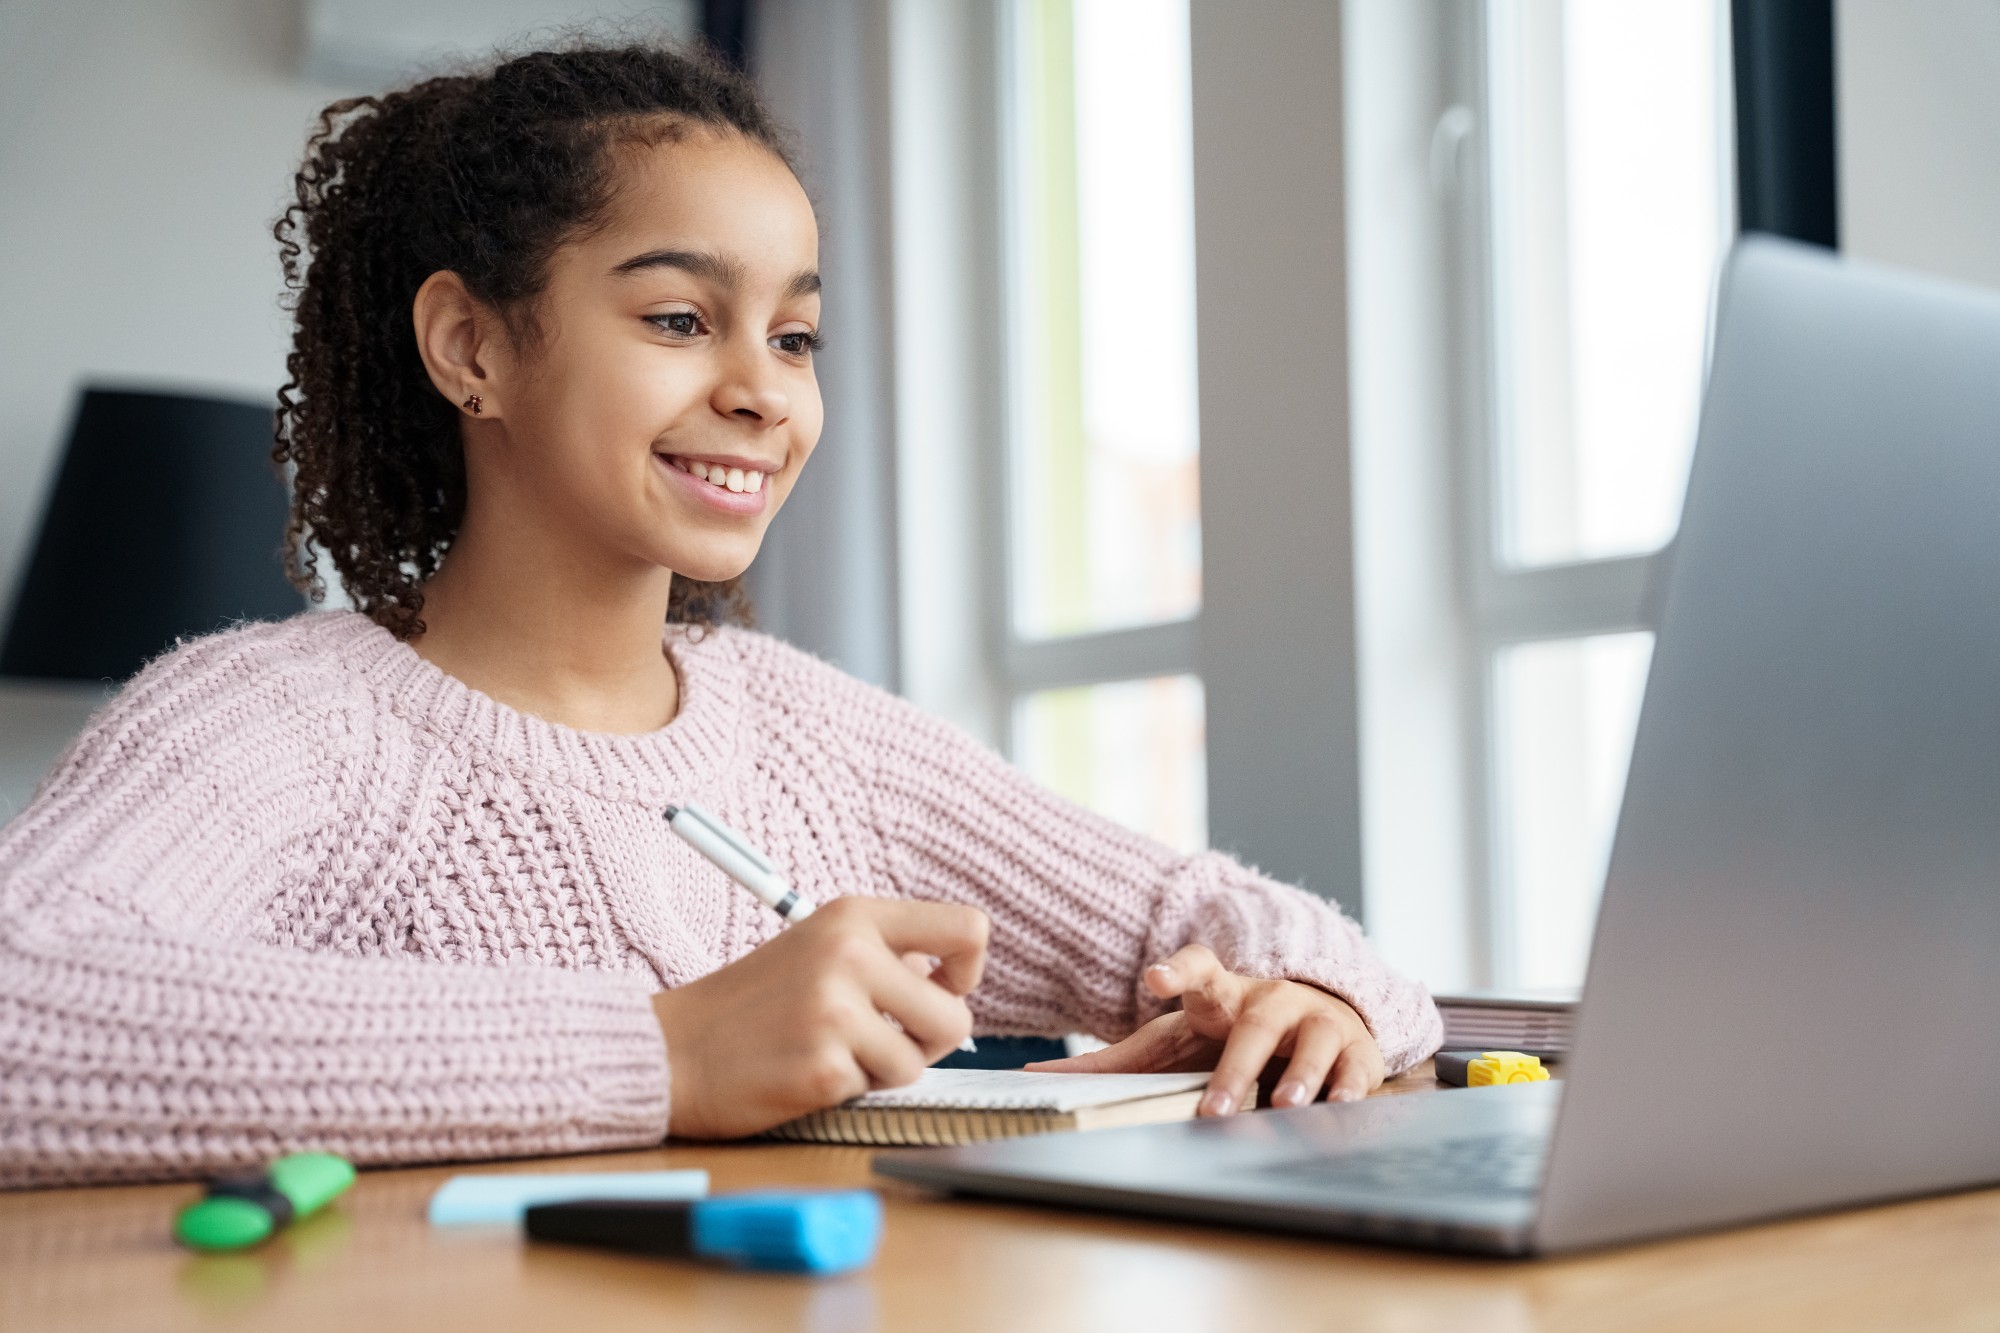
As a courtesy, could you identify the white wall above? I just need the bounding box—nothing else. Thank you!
[302,0,694,87]
[888,0,1008,747]
[1839,0,2000,290]
[0,0,361,626]
[1190,1,1373,917]
[0,0,698,632]
[1343,0,1478,990]
[744,0,905,691]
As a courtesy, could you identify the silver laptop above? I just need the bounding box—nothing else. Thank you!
[873,238,2000,1255]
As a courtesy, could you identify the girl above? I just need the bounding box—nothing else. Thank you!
[0,43,1439,1186]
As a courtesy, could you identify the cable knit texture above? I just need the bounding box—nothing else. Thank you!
[0,612,1439,1186]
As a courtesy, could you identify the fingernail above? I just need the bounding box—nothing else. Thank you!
[1147,962,1176,986]
[1335,1086,1364,1103]
[1273,1080,1308,1107]
[1199,1089,1235,1117]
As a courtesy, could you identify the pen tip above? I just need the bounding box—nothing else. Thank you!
[663,805,680,821]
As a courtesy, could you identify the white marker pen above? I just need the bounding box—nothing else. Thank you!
[665,802,815,921]
[664,803,975,1053]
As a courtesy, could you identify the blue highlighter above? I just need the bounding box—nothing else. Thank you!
[524,1190,883,1275]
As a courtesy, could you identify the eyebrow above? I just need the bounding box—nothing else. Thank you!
[612,248,821,301]
[612,248,740,284]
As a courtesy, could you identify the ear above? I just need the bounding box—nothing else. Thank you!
[412,270,509,420]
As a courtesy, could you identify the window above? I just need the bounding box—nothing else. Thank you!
[1000,0,1206,851]
[1462,0,1734,985]
[1486,0,1729,567]
[1014,675,1206,850]
[1490,631,1652,986]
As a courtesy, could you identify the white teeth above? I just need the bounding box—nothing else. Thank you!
[668,455,768,493]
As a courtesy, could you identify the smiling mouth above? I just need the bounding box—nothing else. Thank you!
[659,453,770,494]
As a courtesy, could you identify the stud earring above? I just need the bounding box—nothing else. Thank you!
[462,394,483,416]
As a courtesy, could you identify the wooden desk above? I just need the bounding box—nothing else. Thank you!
[5,1064,1996,1333]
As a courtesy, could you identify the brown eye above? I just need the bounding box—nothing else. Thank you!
[648,312,701,337]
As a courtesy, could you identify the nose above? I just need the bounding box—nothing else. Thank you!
[710,333,790,427]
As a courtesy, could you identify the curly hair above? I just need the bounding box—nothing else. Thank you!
[272,42,793,638]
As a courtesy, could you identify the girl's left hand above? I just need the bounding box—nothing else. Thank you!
[1022,944,1385,1116]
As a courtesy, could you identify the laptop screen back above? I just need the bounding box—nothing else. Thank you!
[1536,238,2000,1252]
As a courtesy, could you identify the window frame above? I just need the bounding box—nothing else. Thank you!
[891,0,1369,918]
[990,0,1202,714]
[1439,0,1730,985]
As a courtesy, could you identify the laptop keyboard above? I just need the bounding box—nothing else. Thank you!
[1258,1135,1547,1199]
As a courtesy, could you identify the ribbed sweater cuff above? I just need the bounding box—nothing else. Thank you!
[557,980,674,1144]
[1145,854,1444,1077]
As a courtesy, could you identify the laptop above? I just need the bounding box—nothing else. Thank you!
[873,238,2000,1255]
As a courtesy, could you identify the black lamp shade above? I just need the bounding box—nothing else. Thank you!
[0,387,304,682]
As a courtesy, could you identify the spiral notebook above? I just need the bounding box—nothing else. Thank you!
[763,1069,1213,1147]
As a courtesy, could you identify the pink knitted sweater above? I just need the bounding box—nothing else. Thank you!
[0,612,1439,1186]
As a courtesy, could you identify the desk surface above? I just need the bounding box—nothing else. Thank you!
[5,1063,1996,1333]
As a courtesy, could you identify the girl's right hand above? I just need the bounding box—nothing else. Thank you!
[650,897,988,1138]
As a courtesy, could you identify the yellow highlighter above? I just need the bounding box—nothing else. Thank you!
[1434,1050,1551,1087]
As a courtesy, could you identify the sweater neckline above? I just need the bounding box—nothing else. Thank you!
[319,611,741,802]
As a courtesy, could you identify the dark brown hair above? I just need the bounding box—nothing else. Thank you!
[273,43,792,638]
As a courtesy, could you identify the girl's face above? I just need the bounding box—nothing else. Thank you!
[483,129,823,584]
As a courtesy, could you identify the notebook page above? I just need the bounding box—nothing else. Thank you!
[844,1068,1209,1114]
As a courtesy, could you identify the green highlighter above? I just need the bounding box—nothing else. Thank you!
[174,1153,356,1251]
